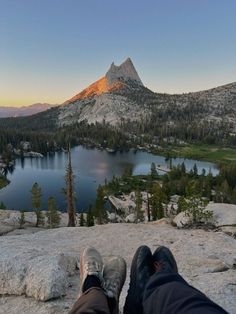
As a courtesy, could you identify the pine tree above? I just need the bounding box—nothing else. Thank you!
[80,213,85,226]
[177,196,187,213]
[183,197,212,225]
[46,196,60,228]
[31,182,44,227]
[0,201,6,209]
[18,209,25,229]
[150,162,158,179]
[122,165,133,179]
[94,185,107,224]
[201,168,206,176]
[36,210,45,227]
[146,191,151,222]
[232,187,236,204]
[150,184,166,220]
[193,164,198,177]
[65,145,76,227]
[86,205,95,227]
[181,162,186,174]
[185,180,200,197]
[221,179,231,203]
[135,190,143,222]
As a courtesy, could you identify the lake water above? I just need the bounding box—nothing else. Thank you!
[0,146,218,211]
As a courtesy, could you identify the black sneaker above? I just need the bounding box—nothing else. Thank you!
[123,245,153,314]
[152,246,178,274]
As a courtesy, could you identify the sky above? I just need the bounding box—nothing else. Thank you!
[0,0,236,107]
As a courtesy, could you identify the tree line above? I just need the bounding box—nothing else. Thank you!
[102,161,236,224]
[1,86,236,157]
[1,160,235,228]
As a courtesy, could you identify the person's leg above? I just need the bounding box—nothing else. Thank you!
[69,247,111,314]
[69,286,110,314]
[69,248,127,314]
[123,245,153,314]
[143,246,228,314]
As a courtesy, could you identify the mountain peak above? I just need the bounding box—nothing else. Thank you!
[105,58,143,86]
[64,58,143,104]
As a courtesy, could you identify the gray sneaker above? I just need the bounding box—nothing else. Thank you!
[103,256,127,314]
[79,246,103,296]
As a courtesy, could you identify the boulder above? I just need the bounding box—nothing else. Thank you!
[0,251,77,301]
[166,203,178,216]
[0,223,15,235]
[109,195,136,215]
[24,211,37,225]
[173,211,191,227]
[220,226,236,238]
[170,194,180,203]
[185,256,229,273]
[107,212,123,223]
[125,213,136,223]
[0,210,80,230]
[173,203,236,232]
[206,203,236,227]
[24,255,68,301]
[0,210,36,227]
[151,218,171,225]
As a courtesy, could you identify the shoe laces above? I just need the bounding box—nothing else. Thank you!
[85,260,101,274]
[103,272,121,299]
[153,260,166,272]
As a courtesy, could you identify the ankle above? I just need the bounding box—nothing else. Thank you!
[107,297,117,314]
[83,275,101,293]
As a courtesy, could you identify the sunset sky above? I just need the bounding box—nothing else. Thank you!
[1,0,236,107]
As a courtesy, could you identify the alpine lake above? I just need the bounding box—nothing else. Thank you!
[0,146,218,211]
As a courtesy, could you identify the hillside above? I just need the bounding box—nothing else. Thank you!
[0,58,236,153]
[0,106,59,131]
[58,59,236,143]
[0,103,58,118]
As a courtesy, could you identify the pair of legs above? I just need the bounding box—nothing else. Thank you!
[69,248,126,314]
[69,246,228,314]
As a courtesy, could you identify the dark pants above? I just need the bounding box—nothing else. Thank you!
[69,273,228,314]
[143,272,228,314]
[69,287,110,314]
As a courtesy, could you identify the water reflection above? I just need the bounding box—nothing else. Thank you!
[20,157,25,169]
[0,146,218,211]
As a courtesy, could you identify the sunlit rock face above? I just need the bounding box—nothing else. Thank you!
[59,57,146,126]
[64,58,142,104]
[64,77,125,104]
[59,57,236,129]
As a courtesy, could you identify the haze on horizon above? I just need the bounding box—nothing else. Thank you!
[0,0,236,107]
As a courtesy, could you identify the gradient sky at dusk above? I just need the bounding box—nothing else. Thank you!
[1,0,236,107]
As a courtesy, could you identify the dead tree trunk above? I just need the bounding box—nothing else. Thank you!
[66,145,76,227]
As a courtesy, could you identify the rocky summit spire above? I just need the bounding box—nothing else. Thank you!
[105,58,143,86]
[64,58,143,104]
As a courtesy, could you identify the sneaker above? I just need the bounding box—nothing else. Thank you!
[103,256,127,314]
[79,246,103,296]
[123,245,153,314]
[152,246,178,274]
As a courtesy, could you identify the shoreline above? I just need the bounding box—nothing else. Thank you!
[5,142,236,166]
